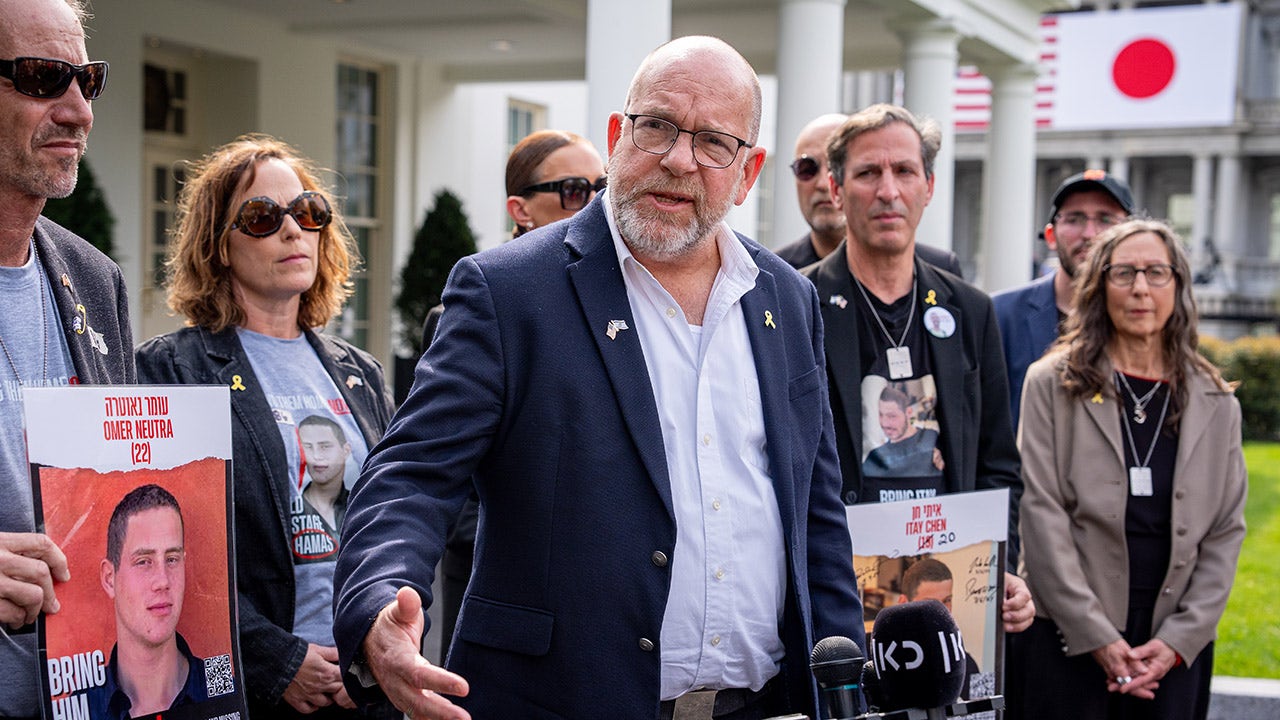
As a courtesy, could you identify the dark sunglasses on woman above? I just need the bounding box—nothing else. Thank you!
[0,56,108,100]
[520,175,608,211]
[231,191,332,238]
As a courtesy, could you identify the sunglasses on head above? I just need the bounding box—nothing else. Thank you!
[0,57,108,100]
[790,156,822,182]
[230,191,332,238]
[520,175,607,211]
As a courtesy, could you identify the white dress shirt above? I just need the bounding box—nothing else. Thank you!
[604,196,787,698]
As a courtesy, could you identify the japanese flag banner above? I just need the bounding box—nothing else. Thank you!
[1050,3,1243,130]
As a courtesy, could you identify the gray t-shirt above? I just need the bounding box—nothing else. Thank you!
[237,329,368,646]
[0,245,76,717]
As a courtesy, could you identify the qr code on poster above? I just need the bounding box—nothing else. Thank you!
[204,654,236,697]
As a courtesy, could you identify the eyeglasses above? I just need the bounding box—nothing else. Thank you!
[790,156,823,181]
[1055,212,1122,234]
[520,175,607,211]
[625,113,752,169]
[230,191,332,238]
[0,57,108,100]
[1103,263,1176,288]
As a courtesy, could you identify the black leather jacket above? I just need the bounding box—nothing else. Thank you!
[136,326,393,712]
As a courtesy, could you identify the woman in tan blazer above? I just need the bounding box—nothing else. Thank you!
[1011,219,1246,720]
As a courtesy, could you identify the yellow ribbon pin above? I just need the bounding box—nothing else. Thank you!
[925,290,938,306]
[764,311,776,329]
[230,375,247,391]
[1091,392,1103,404]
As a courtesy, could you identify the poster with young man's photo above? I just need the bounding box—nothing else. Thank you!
[24,386,247,720]
[848,488,1009,716]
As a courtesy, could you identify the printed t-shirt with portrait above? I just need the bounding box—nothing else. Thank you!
[850,279,945,504]
[237,329,369,646]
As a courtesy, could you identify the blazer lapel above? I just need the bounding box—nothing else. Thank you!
[739,253,797,534]
[1025,278,1059,359]
[918,261,966,494]
[35,227,106,383]
[809,244,863,461]
[1172,371,1223,478]
[1082,358,1127,468]
[564,204,673,517]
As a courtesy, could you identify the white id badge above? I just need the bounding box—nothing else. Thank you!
[1129,466,1154,497]
[887,347,913,379]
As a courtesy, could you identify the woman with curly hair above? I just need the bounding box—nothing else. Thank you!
[136,134,395,719]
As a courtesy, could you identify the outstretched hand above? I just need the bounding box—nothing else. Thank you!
[363,587,471,720]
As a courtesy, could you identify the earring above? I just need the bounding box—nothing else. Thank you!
[526,222,534,229]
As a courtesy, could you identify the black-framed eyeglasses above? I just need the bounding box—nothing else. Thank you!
[1103,263,1176,288]
[0,57,108,100]
[1055,212,1122,234]
[790,156,823,181]
[230,191,332,238]
[520,175,607,211]
[625,113,752,169]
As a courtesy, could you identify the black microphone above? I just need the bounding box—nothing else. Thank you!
[866,600,966,716]
[810,635,865,720]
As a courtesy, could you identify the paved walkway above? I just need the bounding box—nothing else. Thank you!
[1209,676,1280,720]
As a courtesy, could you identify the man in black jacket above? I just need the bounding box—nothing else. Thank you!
[800,104,1033,633]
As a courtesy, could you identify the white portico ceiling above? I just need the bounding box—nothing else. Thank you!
[195,0,1074,81]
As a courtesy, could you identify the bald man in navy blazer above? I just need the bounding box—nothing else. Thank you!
[334,37,862,720]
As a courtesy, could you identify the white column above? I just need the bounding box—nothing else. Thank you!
[897,18,960,253]
[980,63,1039,292]
[1191,153,1214,257]
[1213,152,1242,289]
[1086,155,1107,171]
[585,0,670,155]
[773,0,848,246]
[1108,155,1129,182]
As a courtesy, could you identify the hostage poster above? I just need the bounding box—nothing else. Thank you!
[847,488,1010,713]
[24,386,246,720]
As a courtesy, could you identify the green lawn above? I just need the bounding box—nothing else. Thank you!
[1215,442,1280,678]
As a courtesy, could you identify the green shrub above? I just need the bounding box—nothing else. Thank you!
[394,190,477,356]
[1201,335,1280,441]
[41,157,114,258]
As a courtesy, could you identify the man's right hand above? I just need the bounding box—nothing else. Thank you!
[363,586,470,720]
[0,531,68,629]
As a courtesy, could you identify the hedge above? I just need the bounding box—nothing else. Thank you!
[1200,335,1280,440]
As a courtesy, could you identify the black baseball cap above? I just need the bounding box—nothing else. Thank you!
[1049,169,1135,223]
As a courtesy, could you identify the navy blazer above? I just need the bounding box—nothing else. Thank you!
[992,274,1059,431]
[136,326,394,713]
[801,242,1022,558]
[334,197,862,719]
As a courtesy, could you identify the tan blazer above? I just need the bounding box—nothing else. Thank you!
[1017,351,1247,665]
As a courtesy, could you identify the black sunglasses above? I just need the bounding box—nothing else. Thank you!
[230,191,332,238]
[0,57,108,100]
[520,175,607,211]
[790,156,822,181]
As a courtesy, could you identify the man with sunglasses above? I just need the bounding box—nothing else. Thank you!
[993,170,1134,429]
[336,36,861,720]
[0,1,135,717]
[775,113,962,277]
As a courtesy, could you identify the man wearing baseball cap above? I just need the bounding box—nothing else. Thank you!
[992,170,1135,429]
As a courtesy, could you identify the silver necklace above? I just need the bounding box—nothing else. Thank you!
[1115,373,1172,497]
[1115,370,1162,424]
[852,274,918,380]
[0,241,49,385]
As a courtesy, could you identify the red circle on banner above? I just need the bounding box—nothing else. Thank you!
[1112,38,1176,99]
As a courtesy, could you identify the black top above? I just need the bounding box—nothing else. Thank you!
[1117,373,1178,609]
